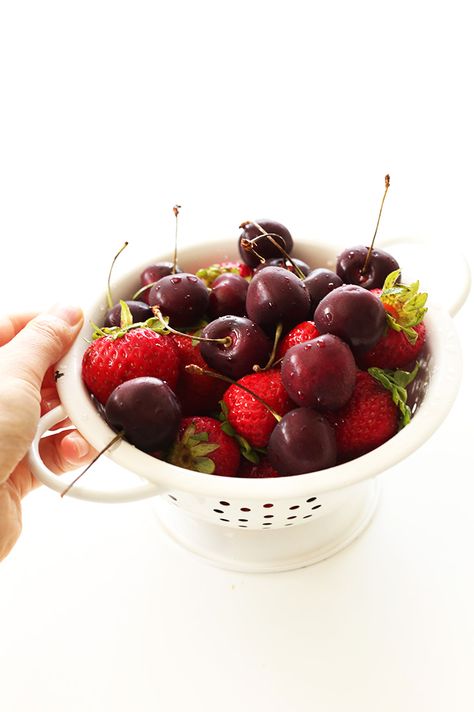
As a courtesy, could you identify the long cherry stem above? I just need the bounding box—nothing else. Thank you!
[361,174,390,275]
[60,432,123,497]
[151,306,232,347]
[185,364,282,422]
[107,242,129,309]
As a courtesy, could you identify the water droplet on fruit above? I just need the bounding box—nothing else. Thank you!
[170,277,181,284]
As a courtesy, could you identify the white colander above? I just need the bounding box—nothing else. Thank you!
[28,237,470,572]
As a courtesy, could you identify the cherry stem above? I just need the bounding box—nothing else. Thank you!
[172,204,181,274]
[60,432,123,497]
[361,174,390,276]
[132,282,156,301]
[107,242,129,309]
[185,364,282,422]
[240,238,266,264]
[253,322,283,372]
[151,306,232,347]
[241,222,306,279]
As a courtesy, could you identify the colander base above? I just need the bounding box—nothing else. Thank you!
[151,478,380,573]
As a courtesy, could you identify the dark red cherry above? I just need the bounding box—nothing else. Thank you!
[238,219,293,268]
[199,316,272,379]
[336,245,399,289]
[103,300,153,328]
[254,257,311,277]
[208,273,249,319]
[148,273,209,328]
[267,408,337,475]
[313,284,386,351]
[139,262,183,303]
[303,268,343,310]
[105,377,181,452]
[246,266,310,331]
[281,334,356,410]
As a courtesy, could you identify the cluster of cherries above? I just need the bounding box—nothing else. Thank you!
[89,205,406,478]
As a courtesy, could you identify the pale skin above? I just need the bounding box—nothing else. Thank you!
[0,306,95,561]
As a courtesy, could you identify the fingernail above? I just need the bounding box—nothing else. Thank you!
[68,432,90,459]
[48,304,83,327]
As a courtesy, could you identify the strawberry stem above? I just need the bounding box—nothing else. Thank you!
[185,364,282,422]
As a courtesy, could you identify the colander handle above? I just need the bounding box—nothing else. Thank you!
[379,235,471,316]
[28,405,163,503]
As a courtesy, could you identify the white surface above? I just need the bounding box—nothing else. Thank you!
[1,1,473,711]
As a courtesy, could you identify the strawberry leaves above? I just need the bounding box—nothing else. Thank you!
[368,364,419,427]
[168,423,220,474]
[380,270,428,345]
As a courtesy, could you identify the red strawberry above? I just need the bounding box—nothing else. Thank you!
[359,271,428,369]
[277,320,320,359]
[82,328,180,405]
[168,416,240,476]
[238,456,281,478]
[222,369,293,448]
[361,321,426,369]
[195,260,252,287]
[172,334,227,415]
[326,369,412,462]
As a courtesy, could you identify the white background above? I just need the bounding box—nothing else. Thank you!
[0,2,473,711]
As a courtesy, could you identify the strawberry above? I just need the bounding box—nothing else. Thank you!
[276,320,320,359]
[359,270,428,369]
[82,328,180,405]
[195,260,252,287]
[326,366,417,462]
[222,368,293,448]
[172,334,227,415]
[168,416,240,476]
[238,456,281,478]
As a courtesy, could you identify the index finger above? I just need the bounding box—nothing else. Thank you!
[0,313,38,347]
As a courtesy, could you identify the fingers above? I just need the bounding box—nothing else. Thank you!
[0,305,83,391]
[0,312,38,347]
[40,429,95,476]
[9,430,96,499]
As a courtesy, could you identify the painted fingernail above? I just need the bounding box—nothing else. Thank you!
[48,304,83,327]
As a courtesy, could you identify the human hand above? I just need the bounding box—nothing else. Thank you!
[0,306,95,561]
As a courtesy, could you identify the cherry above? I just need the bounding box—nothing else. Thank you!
[336,175,398,289]
[313,284,386,351]
[199,316,272,379]
[246,266,311,331]
[281,334,356,410]
[238,219,293,268]
[105,377,181,452]
[208,273,249,319]
[303,268,343,310]
[148,273,209,327]
[336,245,399,289]
[103,300,153,328]
[138,262,183,303]
[267,408,337,475]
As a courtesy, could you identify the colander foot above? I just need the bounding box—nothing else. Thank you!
[151,478,380,573]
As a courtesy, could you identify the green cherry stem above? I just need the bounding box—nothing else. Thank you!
[151,306,232,347]
[107,241,129,309]
[253,322,283,372]
[185,364,282,422]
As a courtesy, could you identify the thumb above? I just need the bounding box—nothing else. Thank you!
[1,305,83,387]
